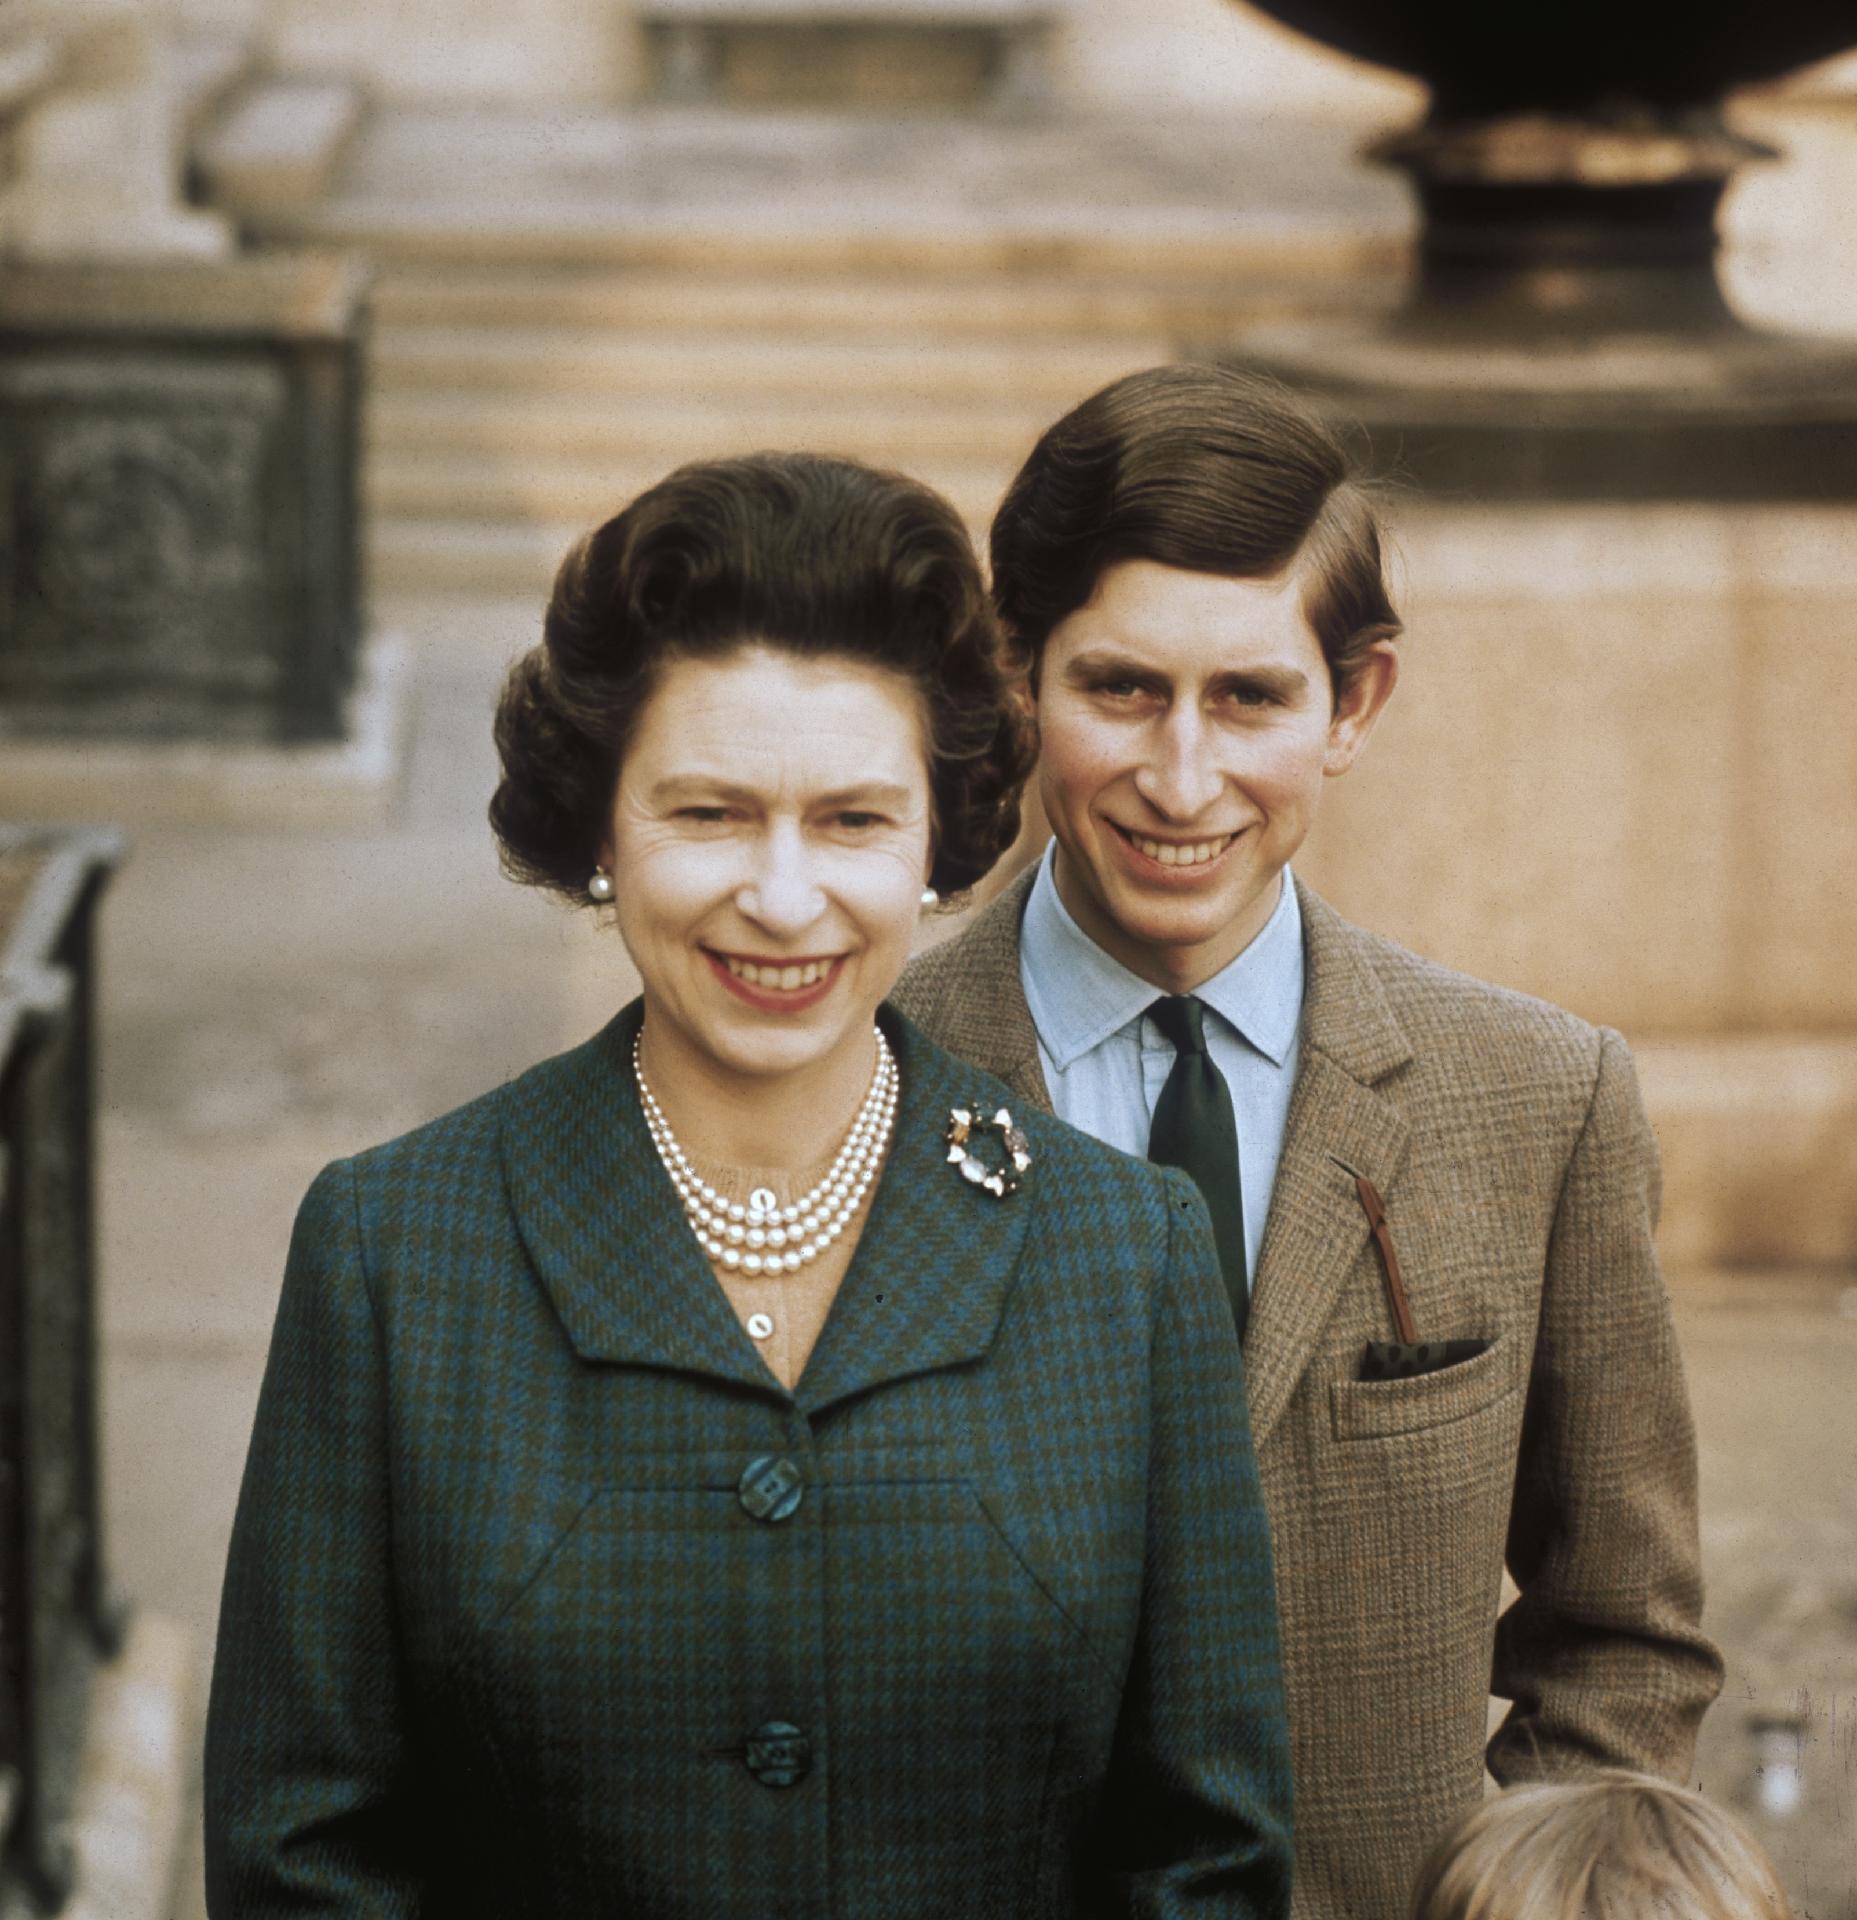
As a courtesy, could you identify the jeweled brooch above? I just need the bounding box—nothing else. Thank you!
[945,1103,1032,1198]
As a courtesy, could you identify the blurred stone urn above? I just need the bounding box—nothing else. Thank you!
[1238,2,1857,335]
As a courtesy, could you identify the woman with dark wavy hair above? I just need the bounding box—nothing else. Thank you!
[204,452,1292,1919]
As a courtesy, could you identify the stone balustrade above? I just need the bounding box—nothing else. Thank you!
[0,0,229,262]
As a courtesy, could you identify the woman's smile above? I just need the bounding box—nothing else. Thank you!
[705,948,848,1011]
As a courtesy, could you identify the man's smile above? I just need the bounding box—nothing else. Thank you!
[1107,822,1241,876]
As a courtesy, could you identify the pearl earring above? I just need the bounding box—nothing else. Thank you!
[920,887,939,908]
[588,869,614,902]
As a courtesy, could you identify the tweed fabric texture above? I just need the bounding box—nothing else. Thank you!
[204,1005,1293,1918]
[893,874,1724,1920]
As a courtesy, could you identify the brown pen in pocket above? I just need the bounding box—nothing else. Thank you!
[1352,1173,1417,1344]
[1335,1162,1490,1381]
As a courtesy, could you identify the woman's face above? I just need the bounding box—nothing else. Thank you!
[607,644,934,1088]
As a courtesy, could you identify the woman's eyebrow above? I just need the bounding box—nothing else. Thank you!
[644,777,916,807]
[645,774,755,804]
[815,782,915,809]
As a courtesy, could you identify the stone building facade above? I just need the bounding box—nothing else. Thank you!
[176,0,1412,112]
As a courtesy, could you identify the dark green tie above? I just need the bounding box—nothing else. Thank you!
[1146,995,1249,1341]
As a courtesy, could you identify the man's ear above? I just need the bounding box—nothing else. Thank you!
[1323,639,1400,779]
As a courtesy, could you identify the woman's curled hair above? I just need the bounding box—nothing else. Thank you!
[491,452,1036,901]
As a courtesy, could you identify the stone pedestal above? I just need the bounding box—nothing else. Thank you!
[1293,501,1857,1267]
[1214,105,1857,501]
[0,252,370,745]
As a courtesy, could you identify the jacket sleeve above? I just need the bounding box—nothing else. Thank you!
[204,1158,426,1916]
[1101,1170,1295,1920]
[1488,1027,1725,1782]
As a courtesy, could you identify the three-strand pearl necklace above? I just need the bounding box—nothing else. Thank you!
[634,1027,899,1274]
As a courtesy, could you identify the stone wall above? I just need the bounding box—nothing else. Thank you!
[207,0,1414,112]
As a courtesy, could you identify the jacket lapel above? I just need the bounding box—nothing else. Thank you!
[797,1012,1035,1417]
[500,1002,1034,1412]
[499,1002,784,1398]
[1243,883,1414,1450]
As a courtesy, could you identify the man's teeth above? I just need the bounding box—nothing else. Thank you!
[1129,833,1232,868]
[724,957,833,989]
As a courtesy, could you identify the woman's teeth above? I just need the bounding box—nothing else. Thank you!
[724,956,832,990]
[1129,832,1232,868]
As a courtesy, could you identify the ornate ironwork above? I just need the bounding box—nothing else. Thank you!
[0,825,124,1912]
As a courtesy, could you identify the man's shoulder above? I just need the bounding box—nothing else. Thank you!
[1307,891,1612,1097]
[893,871,1033,1035]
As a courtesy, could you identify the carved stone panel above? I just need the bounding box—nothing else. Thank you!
[0,257,367,744]
[0,356,294,740]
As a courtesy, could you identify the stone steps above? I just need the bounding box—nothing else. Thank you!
[369,444,1006,530]
[371,385,1061,464]
[361,295,1139,591]
[372,318,1169,402]
[293,101,1403,595]
[367,263,1282,339]
[361,259,1236,591]
[368,518,583,597]
[288,198,1399,278]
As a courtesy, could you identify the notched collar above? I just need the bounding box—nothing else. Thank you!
[497,1002,1034,1413]
[1292,880,1413,1087]
[796,1012,1035,1416]
[499,1002,777,1396]
[1243,882,1417,1448]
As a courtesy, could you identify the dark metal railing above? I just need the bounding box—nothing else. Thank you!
[0,824,124,1912]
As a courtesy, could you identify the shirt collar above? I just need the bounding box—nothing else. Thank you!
[1020,843,1304,1072]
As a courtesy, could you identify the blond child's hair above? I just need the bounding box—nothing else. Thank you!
[1410,1771,1791,1920]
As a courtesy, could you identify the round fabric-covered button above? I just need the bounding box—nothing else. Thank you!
[738,1454,804,1524]
[745,1721,812,1788]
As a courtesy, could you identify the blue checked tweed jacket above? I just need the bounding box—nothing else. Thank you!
[205,1002,1293,1918]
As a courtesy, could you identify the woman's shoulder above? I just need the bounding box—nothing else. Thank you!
[334,1016,627,1202]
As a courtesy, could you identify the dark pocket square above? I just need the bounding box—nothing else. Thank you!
[1359,1338,1490,1382]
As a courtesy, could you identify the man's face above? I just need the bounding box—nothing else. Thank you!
[1033,559,1397,991]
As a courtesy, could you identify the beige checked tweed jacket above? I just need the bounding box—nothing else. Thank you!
[893,872,1723,1920]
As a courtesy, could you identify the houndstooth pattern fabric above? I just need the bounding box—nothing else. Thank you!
[893,874,1724,1920]
[204,1004,1293,1918]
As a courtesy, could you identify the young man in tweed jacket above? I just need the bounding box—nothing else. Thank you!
[893,365,1723,1920]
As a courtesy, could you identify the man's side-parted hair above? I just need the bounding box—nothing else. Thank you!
[491,452,1036,903]
[1409,1773,1792,1920]
[990,363,1402,695]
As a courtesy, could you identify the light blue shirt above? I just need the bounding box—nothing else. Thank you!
[1018,845,1305,1290]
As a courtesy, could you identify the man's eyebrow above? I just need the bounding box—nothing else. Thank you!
[1208,664,1311,699]
[1062,651,1311,699]
[1061,649,1168,682]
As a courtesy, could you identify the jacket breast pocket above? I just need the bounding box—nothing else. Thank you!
[1329,1330,1523,1441]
